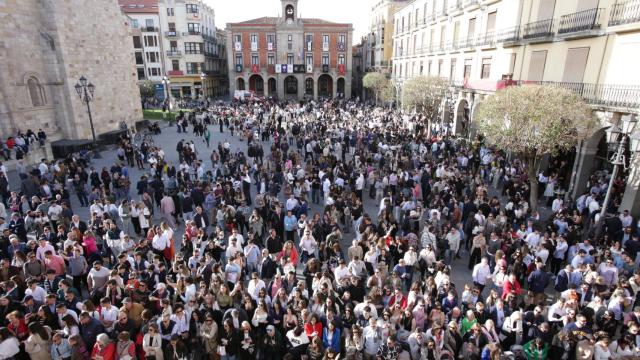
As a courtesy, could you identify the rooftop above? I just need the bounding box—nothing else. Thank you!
[229,16,349,26]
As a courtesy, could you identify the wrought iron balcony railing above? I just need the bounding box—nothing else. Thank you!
[475,31,496,47]
[496,26,521,43]
[609,0,640,26]
[522,19,554,40]
[558,8,603,34]
[522,81,640,110]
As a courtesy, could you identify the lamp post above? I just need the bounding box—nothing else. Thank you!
[200,72,206,102]
[595,117,637,238]
[74,76,100,158]
[162,76,171,116]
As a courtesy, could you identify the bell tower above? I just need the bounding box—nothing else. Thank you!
[281,0,298,24]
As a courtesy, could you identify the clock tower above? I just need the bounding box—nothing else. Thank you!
[281,0,298,23]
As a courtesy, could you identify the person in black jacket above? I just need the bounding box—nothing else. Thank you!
[259,249,277,280]
[220,319,240,359]
[259,325,286,360]
[193,206,209,229]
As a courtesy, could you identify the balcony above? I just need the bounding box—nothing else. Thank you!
[521,81,640,111]
[522,19,554,41]
[182,31,201,36]
[428,13,436,23]
[458,37,475,50]
[475,31,496,48]
[166,50,182,57]
[164,31,179,37]
[438,7,448,18]
[496,26,521,46]
[184,50,203,55]
[557,8,603,36]
[609,0,640,27]
[449,0,463,14]
[142,26,158,32]
[463,0,480,9]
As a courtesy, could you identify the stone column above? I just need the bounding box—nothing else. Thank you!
[569,144,598,200]
[620,157,640,217]
[332,77,337,98]
[313,75,318,100]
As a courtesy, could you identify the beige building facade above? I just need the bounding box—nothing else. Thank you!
[0,0,142,157]
[368,0,410,72]
[391,0,640,215]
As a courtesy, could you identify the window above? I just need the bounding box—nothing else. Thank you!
[268,53,275,65]
[250,34,258,49]
[339,34,346,44]
[186,4,198,13]
[27,77,45,107]
[131,19,139,28]
[133,36,142,49]
[450,58,457,79]
[464,58,472,79]
[306,53,313,66]
[338,54,345,65]
[234,34,242,43]
[438,60,443,76]
[168,23,176,32]
[145,19,154,31]
[322,53,329,65]
[468,18,476,39]
[235,54,243,66]
[306,34,313,50]
[143,35,157,47]
[322,34,329,44]
[288,35,293,42]
[184,42,202,54]
[186,62,200,74]
[428,60,432,75]
[135,52,144,65]
[481,57,491,79]
[419,61,424,75]
[146,52,159,62]
[287,53,294,64]
[148,68,160,77]
[137,68,145,80]
[170,41,178,51]
[167,7,174,16]
[172,60,180,71]
[187,23,200,34]
[251,53,259,65]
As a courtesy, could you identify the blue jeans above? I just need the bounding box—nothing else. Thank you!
[221,355,236,360]
[444,249,454,266]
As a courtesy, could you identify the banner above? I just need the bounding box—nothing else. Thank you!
[234,42,241,51]
[275,64,282,73]
[267,42,273,51]
[252,64,259,73]
[281,64,288,73]
[306,64,313,73]
[287,65,294,73]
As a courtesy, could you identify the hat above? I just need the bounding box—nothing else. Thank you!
[266,325,275,332]
[122,297,132,304]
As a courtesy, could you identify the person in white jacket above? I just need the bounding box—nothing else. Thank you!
[0,328,20,360]
[299,229,317,263]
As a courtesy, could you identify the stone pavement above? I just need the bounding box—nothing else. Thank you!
[10,120,476,289]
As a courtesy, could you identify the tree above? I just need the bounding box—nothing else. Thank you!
[139,79,155,101]
[476,84,597,210]
[363,72,389,104]
[380,83,396,107]
[401,76,450,135]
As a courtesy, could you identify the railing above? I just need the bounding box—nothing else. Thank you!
[184,50,203,54]
[165,31,179,37]
[459,36,475,48]
[475,31,496,47]
[166,50,182,56]
[182,31,201,36]
[522,19,554,39]
[558,8,603,34]
[142,26,158,32]
[463,0,479,7]
[522,81,640,110]
[496,26,521,43]
[449,0,462,11]
[609,0,640,26]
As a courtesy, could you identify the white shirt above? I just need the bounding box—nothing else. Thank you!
[100,305,119,331]
[334,265,350,283]
[472,263,491,285]
[25,286,47,303]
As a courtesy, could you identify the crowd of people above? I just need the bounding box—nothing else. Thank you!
[0,97,637,360]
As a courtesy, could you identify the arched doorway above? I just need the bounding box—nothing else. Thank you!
[305,78,314,97]
[236,78,245,91]
[268,78,276,97]
[249,74,264,96]
[453,99,470,136]
[318,74,333,98]
[284,76,298,98]
[337,78,345,98]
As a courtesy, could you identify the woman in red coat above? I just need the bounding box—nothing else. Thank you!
[304,313,323,339]
[91,333,116,360]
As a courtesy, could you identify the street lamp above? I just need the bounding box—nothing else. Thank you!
[162,76,171,115]
[596,117,638,237]
[200,72,207,103]
[74,76,100,158]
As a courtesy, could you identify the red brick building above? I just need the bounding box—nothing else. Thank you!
[226,0,353,100]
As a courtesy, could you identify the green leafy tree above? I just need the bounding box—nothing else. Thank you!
[363,72,389,105]
[139,79,155,101]
[380,83,396,106]
[401,76,449,134]
[476,84,597,210]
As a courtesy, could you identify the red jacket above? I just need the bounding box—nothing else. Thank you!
[304,322,323,338]
[502,279,522,300]
[91,342,116,360]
